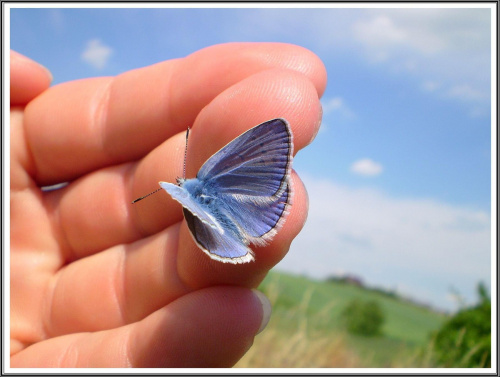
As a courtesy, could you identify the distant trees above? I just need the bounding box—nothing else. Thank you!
[326,274,364,287]
[340,299,385,336]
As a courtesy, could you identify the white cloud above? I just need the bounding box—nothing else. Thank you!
[200,8,490,115]
[350,158,383,177]
[468,105,489,119]
[81,39,113,69]
[353,9,490,57]
[350,9,491,115]
[419,81,488,117]
[352,15,408,61]
[322,97,343,113]
[48,9,65,33]
[321,96,356,120]
[276,175,491,312]
[421,80,441,92]
[446,84,487,102]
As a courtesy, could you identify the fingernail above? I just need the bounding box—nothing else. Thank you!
[317,103,324,129]
[252,289,272,334]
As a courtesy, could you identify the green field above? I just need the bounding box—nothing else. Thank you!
[236,271,448,368]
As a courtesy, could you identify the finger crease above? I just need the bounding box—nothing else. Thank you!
[113,247,128,324]
[89,79,112,158]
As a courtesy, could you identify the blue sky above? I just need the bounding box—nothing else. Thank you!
[9,5,494,312]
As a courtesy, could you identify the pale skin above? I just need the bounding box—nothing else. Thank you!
[10,43,327,367]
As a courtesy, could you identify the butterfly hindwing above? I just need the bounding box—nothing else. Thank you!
[183,208,255,264]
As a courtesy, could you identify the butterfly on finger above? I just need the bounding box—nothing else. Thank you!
[133,118,293,264]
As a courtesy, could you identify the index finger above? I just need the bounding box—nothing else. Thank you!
[23,43,326,186]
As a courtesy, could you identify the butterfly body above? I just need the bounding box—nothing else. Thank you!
[160,118,293,264]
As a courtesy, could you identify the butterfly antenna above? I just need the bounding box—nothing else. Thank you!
[131,188,162,204]
[183,127,190,179]
[133,127,190,204]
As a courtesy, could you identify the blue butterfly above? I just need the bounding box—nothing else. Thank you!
[159,118,294,264]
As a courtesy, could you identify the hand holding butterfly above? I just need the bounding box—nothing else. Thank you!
[10,44,326,367]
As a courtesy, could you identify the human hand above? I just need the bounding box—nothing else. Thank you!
[10,44,326,367]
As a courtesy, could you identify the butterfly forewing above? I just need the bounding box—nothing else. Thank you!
[197,118,293,198]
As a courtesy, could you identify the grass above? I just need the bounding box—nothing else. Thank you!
[235,270,447,368]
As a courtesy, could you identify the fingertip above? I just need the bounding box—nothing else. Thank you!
[11,51,52,105]
[284,170,309,242]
